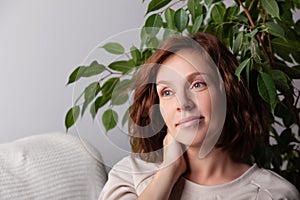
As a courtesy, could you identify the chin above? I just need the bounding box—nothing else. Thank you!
[174,129,206,148]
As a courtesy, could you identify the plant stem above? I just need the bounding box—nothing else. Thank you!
[237,0,273,68]
[248,0,255,11]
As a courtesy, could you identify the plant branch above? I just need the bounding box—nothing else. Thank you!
[248,0,255,11]
[238,0,300,127]
[237,0,274,68]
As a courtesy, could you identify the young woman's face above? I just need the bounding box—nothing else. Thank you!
[156,50,226,154]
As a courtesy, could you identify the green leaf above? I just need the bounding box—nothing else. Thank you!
[82,82,101,116]
[146,36,160,48]
[260,0,280,19]
[111,79,133,105]
[271,38,300,51]
[90,95,110,119]
[102,42,125,55]
[102,109,118,132]
[191,15,203,34]
[130,46,142,65]
[66,61,106,85]
[204,0,213,9]
[108,60,135,74]
[188,0,202,22]
[163,29,178,40]
[272,70,290,94]
[235,58,250,81]
[232,32,243,55]
[248,29,258,38]
[276,62,300,79]
[101,78,120,96]
[122,107,130,127]
[67,67,84,85]
[226,4,240,21]
[65,105,80,132]
[292,52,300,64]
[265,22,285,40]
[257,72,278,114]
[83,61,106,77]
[211,3,226,22]
[145,14,163,38]
[140,27,150,49]
[174,8,189,32]
[146,0,171,14]
[295,20,300,36]
[165,8,175,29]
[275,102,294,127]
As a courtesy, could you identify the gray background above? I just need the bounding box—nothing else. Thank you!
[0,0,147,167]
[0,0,299,167]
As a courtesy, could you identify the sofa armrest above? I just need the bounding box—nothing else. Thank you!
[0,132,107,200]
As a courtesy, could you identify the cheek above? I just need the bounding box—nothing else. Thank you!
[159,101,174,126]
[195,91,212,114]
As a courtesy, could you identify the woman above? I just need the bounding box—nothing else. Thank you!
[99,32,300,199]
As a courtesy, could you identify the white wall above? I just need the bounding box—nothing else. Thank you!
[0,0,146,167]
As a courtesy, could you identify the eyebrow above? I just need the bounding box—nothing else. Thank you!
[186,72,205,82]
[156,80,174,87]
[156,72,207,86]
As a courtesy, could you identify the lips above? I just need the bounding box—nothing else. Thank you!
[175,116,204,127]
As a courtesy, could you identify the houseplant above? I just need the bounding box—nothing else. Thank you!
[65,0,300,188]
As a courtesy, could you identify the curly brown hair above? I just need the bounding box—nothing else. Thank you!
[129,32,269,162]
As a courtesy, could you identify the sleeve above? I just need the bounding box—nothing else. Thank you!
[98,157,138,200]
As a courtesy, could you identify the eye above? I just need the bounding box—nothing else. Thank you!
[161,89,174,97]
[191,81,207,90]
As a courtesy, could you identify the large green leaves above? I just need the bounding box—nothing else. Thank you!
[64,0,300,189]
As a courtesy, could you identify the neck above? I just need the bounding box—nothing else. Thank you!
[183,147,249,186]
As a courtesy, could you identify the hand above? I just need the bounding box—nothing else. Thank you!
[161,133,187,181]
[137,133,187,200]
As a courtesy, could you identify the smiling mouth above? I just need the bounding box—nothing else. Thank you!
[175,116,204,127]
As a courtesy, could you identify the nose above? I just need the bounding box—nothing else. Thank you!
[176,91,195,111]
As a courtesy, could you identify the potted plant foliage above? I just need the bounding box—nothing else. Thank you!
[65,0,300,188]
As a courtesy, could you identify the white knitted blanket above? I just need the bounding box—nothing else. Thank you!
[0,132,107,200]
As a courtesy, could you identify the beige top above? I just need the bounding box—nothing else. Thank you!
[99,155,300,200]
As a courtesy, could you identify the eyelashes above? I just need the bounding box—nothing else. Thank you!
[159,80,207,98]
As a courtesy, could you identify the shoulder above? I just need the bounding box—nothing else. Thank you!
[107,155,159,189]
[99,155,160,199]
[252,166,300,199]
[111,155,160,174]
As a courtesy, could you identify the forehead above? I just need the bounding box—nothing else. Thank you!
[156,50,215,81]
